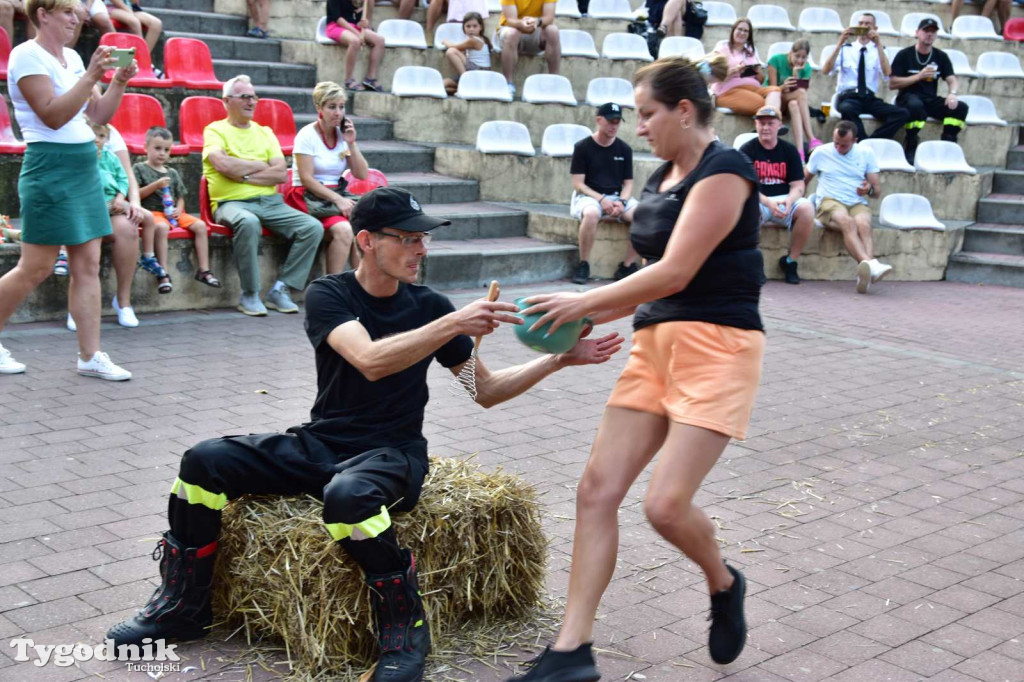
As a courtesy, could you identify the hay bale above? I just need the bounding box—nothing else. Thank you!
[212,456,547,679]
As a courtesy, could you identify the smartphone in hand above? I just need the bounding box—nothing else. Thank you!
[109,48,136,68]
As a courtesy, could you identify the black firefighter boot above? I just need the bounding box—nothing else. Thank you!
[366,549,431,682]
[106,532,217,648]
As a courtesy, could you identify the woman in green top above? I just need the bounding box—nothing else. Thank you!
[766,39,821,160]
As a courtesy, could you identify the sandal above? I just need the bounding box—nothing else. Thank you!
[345,78,366,91]
[53,254,69,277]
[195,270,222,288]
[158,275,173,294]
[361,78,381,92]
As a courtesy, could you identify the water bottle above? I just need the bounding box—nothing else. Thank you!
[161,186,178,228]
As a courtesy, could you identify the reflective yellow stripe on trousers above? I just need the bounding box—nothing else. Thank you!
[325,505,392,541]
[170,477,228,511]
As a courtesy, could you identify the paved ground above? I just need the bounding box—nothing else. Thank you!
[1,278,1023,682]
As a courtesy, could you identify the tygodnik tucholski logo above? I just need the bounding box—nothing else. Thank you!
[10,637,181,673]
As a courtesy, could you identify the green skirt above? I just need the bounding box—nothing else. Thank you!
[19,141,112,246]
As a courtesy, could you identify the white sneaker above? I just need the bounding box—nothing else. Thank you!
[0,343,26,374]
[67,312,77,332]
[869,259,893,284]
[237,292,268,316]
[265,287,299,313]
[112,296,139,328]
[855,260,871,294]
[77,351,132,381]
[507,81,516,98]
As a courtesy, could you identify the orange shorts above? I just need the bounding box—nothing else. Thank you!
[152,211,200,229]
[606,321,764,440]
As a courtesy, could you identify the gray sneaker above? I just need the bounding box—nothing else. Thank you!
[265,288,299,314]
[238,292,268,316]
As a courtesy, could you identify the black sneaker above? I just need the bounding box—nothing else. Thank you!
[572,261,590,285]
[778,256,800,285]
[612,261,638,281]
[708,564,747,665]
[506,643,600,682]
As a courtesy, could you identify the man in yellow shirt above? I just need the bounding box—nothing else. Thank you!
[203,75,323,316]
[499,0,560,98]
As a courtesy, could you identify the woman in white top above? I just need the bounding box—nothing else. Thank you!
[0,0,136,380]
[284,81,369,274]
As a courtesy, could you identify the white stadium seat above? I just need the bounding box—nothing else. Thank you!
[859,139,914,172]
[769,41,819,69]
[555,0,581,18]
[914,141,977,174]
[946,49,977,76]
[315,17,334,45]
[958,95,1008,125]
[702,1,737,26]
[798,8,843,33]
[456,70,513,101]
[659,36,705,60]
[819,44,836,70]
[879,194,946,230]
[476,121,535,156]
[560,29,599,58]
[587,0,633,19]
[541,124,592,156]
[748,4,795,30]
[884,46,901,65]
[486,0,502,11]
[378,19,428,49]
[900,13,949,38]
[585,77,635,108]
[391,66,448,98]
[433,23,467,50]
[522,74,578,105]
[975,52,1024,78]
[951,15,1001,40]
[602,33,654,61]
[733,132,758,149]
[850,10,898,37]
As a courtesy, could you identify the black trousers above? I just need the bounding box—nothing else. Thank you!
[836,91,910,141]
[168,433,418,574]
[897,92,969,140]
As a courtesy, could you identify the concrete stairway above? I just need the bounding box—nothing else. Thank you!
[948,133,1024,289]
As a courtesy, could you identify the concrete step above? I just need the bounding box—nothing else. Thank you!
[992,170,1024,195]
[424,202,525,240]
[1008,145,1024,171]
[385,173,479,204]
[213,59,317,88]
[947,252,1024,288]
[419,237,576,290]
[976,194,1024,225]
[962,223,1024,256]
[163,31,281,62]
[141,0,214,11]
[291,115,394,142]
[356,141,435,173]
[146,8,248,35]
[251,85,317,114]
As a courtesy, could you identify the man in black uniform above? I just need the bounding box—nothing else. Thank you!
[889,17,969,163]
[105,188,624,682]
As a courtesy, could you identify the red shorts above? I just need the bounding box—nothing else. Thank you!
[325,20,362,42]
[283,184,350,230]
[152,211,200,229]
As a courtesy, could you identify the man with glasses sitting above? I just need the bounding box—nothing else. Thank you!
[203,74,323,316]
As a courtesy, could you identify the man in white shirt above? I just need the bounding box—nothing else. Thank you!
[805,121,892,294]
[822,13,909,141]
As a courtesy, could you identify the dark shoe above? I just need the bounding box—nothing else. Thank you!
[106,532,216,648]
[572,261,590,285]
[506,643,600,682]
[778,256,800,285]
[367,550,431,682]
[708,563,747,664]
[612,261,638,281]
[245,26,268,38]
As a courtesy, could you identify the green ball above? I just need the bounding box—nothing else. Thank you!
[513,297,591,355]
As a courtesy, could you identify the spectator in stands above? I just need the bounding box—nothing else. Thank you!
[105,1,162,56]
[203,75,323,316]
[739,106,814,285]
[71,0,114,47]
[134,127,221,288]
[285,81,368,274]
[766,39,822,161]
[246,0,268,38]
[952,0,1010,37]
[889,18,969,164]
[569,102,640,285]
[822,14,908,142]
[646,0,683,37]
[499,0,560,98]
[0,0,134,380]
[0,0,35,40]
[805,121,892,294]
[441,12,491,95]
[427,0,487,37]
[325,0,385,92]
[711,19,783,116]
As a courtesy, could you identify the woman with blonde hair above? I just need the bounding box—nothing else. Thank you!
[711,18,782,116]
[284,81,369,273]
[766,39,822,159]
[507,55,765,681]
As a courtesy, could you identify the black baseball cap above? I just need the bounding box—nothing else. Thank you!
[918,18,939,32]
[350,187,451,233]
[597,102,623,120]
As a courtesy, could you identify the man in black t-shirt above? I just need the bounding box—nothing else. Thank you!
[889,18,969,163]
[569,102,641,284]
[740,106,814,285]
[106,187,623,682]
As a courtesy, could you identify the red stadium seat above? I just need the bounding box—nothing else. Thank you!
[98,33,169,88]
[164,37,222,90]
[0,27,10,81]
[1006,18,1024,42]
[180,96,226,152]
[199,177,271,237]
[253,98,296,155]
[0,95,26,154]
[109,93,189,155]
[343,168,389,195]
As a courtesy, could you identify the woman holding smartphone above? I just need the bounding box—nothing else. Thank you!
[766,39,821,160]
[711,18,782,116]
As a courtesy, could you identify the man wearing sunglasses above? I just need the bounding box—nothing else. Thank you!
[203,74,324,317]
[107,186,624,682]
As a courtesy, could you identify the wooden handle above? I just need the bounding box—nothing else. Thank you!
[473,280,500,350]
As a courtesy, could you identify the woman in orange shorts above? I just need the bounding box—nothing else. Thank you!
[711,17,782,116]
[508,56,765,682]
